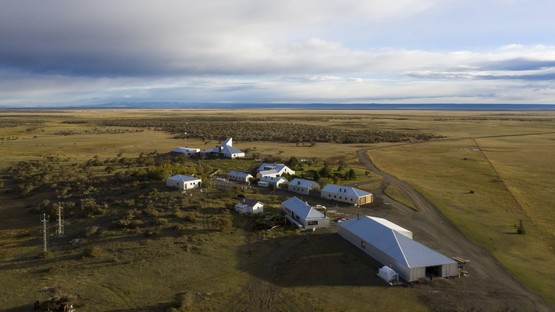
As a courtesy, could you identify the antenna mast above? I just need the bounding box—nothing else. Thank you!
[41,213,48,252]
[56,202,64,237]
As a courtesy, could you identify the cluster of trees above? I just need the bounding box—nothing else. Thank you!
[100,118,442,144]
[54,128,144,136]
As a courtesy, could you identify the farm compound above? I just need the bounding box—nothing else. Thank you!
[338,216,458,282]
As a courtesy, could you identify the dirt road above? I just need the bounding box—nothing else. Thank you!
[356,147,553,312]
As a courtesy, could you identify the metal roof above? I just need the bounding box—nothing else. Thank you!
[289,178,319,188]
[282,197,325,220]
[167,174,201,182]
[339,216,456,268]
[321,184,372,198]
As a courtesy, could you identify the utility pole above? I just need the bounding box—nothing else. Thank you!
[56,202,64,237]
[41,213,48,252]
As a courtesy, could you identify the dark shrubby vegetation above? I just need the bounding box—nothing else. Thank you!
[99,117,442,144]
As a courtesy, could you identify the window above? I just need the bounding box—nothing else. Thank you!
[307,221,318,226]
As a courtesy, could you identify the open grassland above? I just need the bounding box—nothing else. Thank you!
[368,119,555,303]
[1,109,555,310]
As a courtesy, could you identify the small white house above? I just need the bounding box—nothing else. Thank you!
[171,147,200,156]
[288,178,320,195]
[256,163,295,179]
[228,171,254,183]
[235,198,264,215]
[282,197,329,230]
[258,176,288,188]
[166,174,202,191]
[202,137,245,159]
[321,184,373,206]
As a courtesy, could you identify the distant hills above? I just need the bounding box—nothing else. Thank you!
[4,102,555,110]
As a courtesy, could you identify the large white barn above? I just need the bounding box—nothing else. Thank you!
[338,216,458,282]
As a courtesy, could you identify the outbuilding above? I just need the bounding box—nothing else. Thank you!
[338,216,458,282]
[235,198,264,215]
[166,174,202,191]
[171,147,200,156]
[288,178,320,195]
[281,197,329,230]
[228,171,254,183]
[321,184,373,206]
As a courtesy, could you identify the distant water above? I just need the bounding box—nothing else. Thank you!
[94,103,555,111]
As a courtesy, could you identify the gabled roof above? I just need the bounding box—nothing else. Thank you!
[167,174,201,182]
[221,144,244,155]
[171,147,200,153]
[260,176,287,183]
[289,178,319,188]
[238,198,262,208]
[321,184,372,198]
[282,197,326,220]
[228,171,253,178]
[339,216,455,268]
[223,137,233,146]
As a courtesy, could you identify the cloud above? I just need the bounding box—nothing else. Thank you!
[1,1,555,105]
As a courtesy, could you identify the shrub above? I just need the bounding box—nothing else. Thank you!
[82,245,103,258]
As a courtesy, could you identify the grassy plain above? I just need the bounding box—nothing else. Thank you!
[367,115,555,303]
[1,109,554,310]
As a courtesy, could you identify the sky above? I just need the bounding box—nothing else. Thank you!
[1,0,555,107]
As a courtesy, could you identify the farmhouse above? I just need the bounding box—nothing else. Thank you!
[288,178,320,195]
[282,197,330,230]
[258,176,288,188]
[202,137,245,159]
[234,198,264,215]
[227,171,253,183]
[321,184,373,206]
[171,147,200,156]
[256,163,295,179]
[338,216,458,282]
[166,174,202,191]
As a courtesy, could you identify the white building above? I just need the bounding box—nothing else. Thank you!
[288,178,320,195]
[228,171,254,183]
[338,216,458,282]
[321,184,373,206]
[171,147,200,156]
[258,176,288,188]
[256,163,295,179]
[203,137,245,159]
[235,198,264,215]
[166,174,202,191]
[281,197,329,230]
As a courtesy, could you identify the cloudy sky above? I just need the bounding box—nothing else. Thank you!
[1,0,554,107]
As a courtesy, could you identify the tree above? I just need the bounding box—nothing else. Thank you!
[287,156,300,170]
[347,168,356,180]
[320,163,331,178]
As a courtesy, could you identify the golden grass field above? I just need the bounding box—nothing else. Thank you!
[1,109,554,310]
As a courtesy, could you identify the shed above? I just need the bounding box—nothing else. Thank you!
[235,199,264,215]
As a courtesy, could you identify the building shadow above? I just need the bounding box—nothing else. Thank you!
[236,231,386,287]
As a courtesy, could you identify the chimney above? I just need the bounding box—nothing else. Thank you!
[357,214,359,220]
